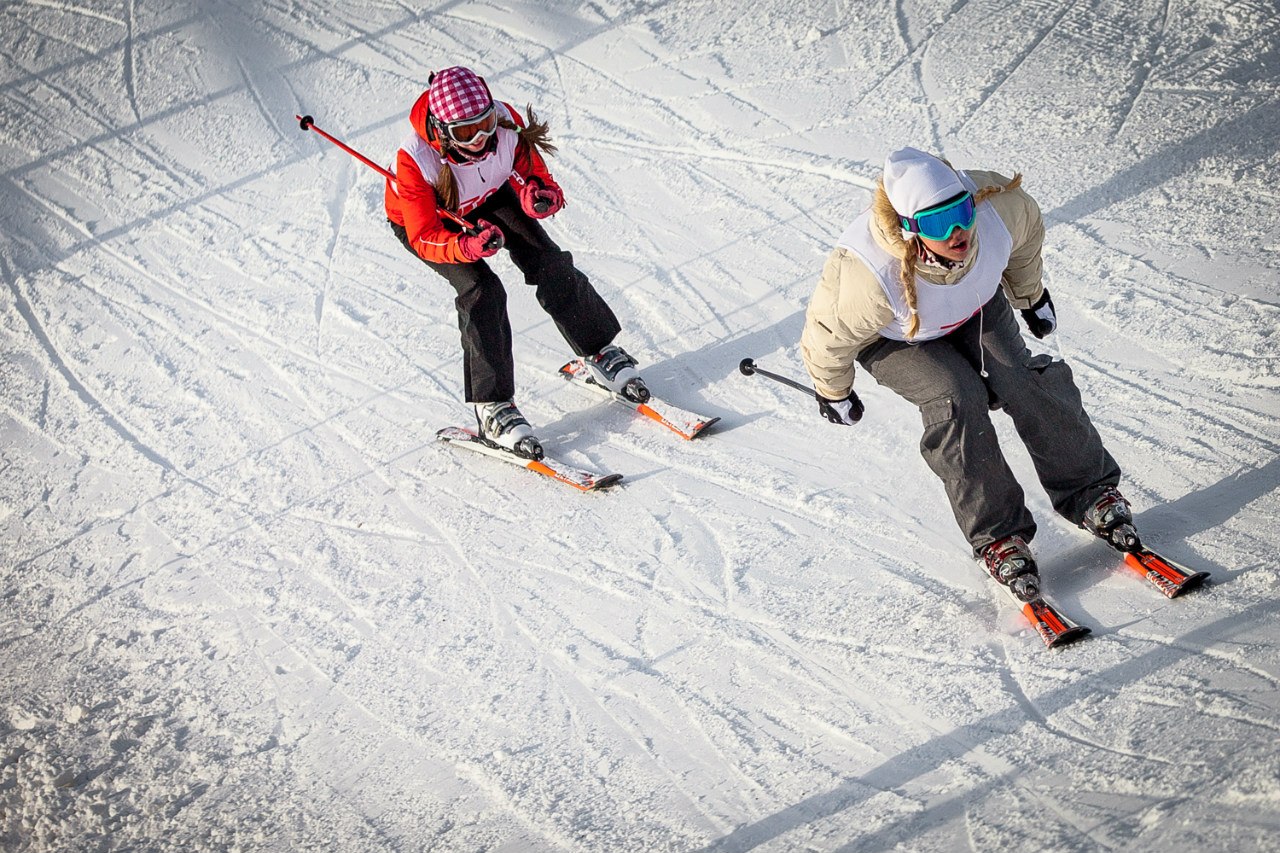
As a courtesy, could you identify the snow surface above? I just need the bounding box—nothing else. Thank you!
[3,0,1279,850]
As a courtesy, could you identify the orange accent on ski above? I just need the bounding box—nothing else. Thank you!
[1124,552,1158,586]
[527,459,562,479]
[526,459,592,491]
[1027,601,1067,636]
[1124,551,1177,583]
[636,403,696,439]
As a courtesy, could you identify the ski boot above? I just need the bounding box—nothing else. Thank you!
[980,535,1042,602]
[1080,486,1140,552]
[587,344,650,403]
[475,400,543,460]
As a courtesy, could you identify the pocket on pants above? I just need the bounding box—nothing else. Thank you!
[919,396,965,476]
[1024,352,1055,373]
[1021,354,1085,414]
[922,397,954,428]
[1025,354,1077,387]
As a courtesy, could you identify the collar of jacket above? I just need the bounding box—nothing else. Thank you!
[917,243,972,274]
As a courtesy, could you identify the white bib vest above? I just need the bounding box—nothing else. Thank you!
[837,176,1014,342]
[393,102,520,215]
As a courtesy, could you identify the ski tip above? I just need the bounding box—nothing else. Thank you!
[689,416,721,438]
[635,404,720,440]
[1047,625,1092,648]
[1167,571,1211,598]
[1021,597,1092,649]
[590,473,625,491]
[523,457,625,492]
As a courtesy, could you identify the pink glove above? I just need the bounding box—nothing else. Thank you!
[457,220,504,261]
[519,180,563,219]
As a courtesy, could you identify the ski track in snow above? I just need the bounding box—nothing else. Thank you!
[3,0,1280,850]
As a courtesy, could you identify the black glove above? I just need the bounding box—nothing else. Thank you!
[1020,289,1057,339]
[817,392,864,425]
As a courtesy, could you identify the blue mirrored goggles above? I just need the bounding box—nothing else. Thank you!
[899,192,976,241]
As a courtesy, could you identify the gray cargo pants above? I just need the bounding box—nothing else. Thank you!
[856,294,1120,555]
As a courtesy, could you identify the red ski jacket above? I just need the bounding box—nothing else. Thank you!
[385,91,558,264]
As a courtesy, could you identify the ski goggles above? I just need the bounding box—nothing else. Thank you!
[442,104,499,145]
[899,192,976,241]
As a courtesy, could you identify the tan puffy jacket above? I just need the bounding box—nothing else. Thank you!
[800,170,1045,400]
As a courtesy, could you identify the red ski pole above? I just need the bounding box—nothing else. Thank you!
[296,114,484,238]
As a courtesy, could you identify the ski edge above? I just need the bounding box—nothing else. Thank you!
[436,427,623,492]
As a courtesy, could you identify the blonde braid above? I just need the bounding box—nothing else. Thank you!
[900,237,922,339]
[873,180,923,339]
[974,172,1022,203]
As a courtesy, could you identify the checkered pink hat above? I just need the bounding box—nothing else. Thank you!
[428,66,493,123]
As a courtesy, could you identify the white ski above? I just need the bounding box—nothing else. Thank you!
[558,359,719,440]
[437,427,623,492]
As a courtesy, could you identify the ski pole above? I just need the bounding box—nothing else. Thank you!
[296,114,488,241]
[738,358,819,397]
[297,114,395,182]
[739,358,864,421]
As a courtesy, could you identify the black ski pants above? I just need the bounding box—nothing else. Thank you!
[391,185,621,403]
[856,294,1121,555]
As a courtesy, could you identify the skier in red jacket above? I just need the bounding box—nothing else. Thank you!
[386,66,645,459]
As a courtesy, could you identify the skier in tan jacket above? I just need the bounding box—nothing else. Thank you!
[801,147,1137,601]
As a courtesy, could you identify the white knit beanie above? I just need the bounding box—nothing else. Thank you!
[882,147,965,218]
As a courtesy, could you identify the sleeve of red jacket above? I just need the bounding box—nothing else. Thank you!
[503,102,560,195]
[394,148,470,265]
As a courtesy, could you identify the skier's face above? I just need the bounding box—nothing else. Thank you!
[445,105,498,151]
[920,225,973,262]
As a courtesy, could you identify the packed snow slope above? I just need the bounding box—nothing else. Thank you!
[3,1,1279,850]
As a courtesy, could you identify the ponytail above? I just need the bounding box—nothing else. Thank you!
[434,165,459,213]
[502,104,558,157]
